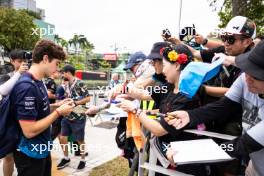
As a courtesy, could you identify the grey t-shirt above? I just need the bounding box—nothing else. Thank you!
[225,73,264,175]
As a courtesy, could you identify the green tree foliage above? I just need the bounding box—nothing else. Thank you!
[0,7,40,52]
[209,0,264,35]
[21,9,42,20]
[98,60,111,71]
[63,55,85,70]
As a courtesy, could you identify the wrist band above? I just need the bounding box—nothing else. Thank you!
[55,109,61,117]
[202,38,208,45]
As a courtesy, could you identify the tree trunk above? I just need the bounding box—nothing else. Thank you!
[232,0,247,16]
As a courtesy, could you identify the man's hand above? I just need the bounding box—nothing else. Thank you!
[56,101,75,116]
[194,34,205,45]
[212,53,236,67]
[166,111,190,129]
[55,98,74,107]
[166,147,177,167]
[18,62,28,74]
[116,99,136,112]
[85,105,99,115]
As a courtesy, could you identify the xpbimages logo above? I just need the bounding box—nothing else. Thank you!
[23,142,112,154]
[29,142,85,154]
[31,26,55,37]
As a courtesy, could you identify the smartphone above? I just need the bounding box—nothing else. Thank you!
[162,28,171,39]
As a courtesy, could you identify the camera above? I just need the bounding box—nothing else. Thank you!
[23,51,33,67]
[162,28,171,39]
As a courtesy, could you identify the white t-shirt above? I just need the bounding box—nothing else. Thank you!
[225,73,264,175]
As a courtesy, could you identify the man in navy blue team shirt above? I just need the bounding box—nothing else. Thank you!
[10,40,75,176]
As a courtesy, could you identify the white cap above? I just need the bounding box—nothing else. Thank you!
[224,16,256,39]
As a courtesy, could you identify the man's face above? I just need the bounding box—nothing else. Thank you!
[151,59,163,73]
[245,74,264,94]
[63,71,71,80]
[112,74,119,81]
[44,57,60,78]
[221,34,252,56]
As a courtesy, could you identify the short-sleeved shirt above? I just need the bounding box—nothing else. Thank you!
[225,73,264,175]
[44,77,57,104]
[65,78,89,120]
[10,73,51,159]
[225,73,264,131]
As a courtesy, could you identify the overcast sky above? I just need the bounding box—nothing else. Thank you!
[36,0,221,54]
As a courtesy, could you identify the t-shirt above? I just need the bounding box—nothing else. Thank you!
[225,73,264,175]
[65,78,89,120]
[10,73,52,159]
[44,77,57,104]
[151,83,201,142]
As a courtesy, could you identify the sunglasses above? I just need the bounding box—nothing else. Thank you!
[220,35,238,45]
[221,34,249,45]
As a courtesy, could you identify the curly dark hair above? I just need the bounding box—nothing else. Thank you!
[32,39,66,63]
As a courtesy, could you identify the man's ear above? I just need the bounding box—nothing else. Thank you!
[43,55,49,63]
[243,38,253,48]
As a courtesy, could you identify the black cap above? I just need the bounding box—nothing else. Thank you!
[235,40,264,80]
[147,42,170,60]
[9,49,25,60]
[124,52,146,70]
[62,64,76,75]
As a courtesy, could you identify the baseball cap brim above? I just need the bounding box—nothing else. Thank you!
[235,51,264,81]
[123,62,136,71]
[147,53,162,60]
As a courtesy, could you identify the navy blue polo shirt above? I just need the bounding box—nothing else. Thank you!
[11,73,52,158]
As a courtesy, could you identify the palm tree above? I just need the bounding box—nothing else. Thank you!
[54,34,69,53]
[54,34,60,44]
[68,34,79,54]
[69,34,94,55]
[60,39,69,53]
[78,35,94,51]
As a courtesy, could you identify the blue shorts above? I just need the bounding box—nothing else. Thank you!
[61,118,86,141]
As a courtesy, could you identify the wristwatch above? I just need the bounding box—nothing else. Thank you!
[202,38,208,46]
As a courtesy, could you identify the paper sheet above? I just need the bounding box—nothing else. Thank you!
[171,139,233,165]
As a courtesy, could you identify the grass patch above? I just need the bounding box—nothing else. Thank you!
[89,157,130,176]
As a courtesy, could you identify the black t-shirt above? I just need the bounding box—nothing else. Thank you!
[44,77,57,104]
[151,83,201,143]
